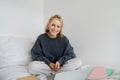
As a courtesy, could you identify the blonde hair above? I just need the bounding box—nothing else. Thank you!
[45,14,64,37]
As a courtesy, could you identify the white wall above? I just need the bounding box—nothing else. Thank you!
[0,0,44,39]
[0,0,120,70]
[45,0,120,70]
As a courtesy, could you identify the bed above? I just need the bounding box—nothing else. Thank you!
[0,35,120,80]
[0,35,32,80]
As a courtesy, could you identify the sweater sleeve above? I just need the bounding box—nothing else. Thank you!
[31,36,51,65]
[58,37,76,66]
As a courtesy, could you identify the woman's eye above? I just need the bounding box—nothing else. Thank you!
[52,24,55,26]
[57,26,60,28]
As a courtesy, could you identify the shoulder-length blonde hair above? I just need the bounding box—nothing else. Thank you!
[45,14,64,37]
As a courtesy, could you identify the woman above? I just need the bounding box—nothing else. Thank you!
[28,14,82,80]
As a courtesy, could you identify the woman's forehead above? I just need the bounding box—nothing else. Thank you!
[51,18,61,24]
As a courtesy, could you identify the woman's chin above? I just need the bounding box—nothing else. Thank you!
[51,33,58,36]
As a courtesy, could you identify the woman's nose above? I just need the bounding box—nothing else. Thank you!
[54,26,57,30]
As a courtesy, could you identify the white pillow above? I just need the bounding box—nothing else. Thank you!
[0,36,33,68]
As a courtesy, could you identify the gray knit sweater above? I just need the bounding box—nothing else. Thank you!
[31,33,76,66]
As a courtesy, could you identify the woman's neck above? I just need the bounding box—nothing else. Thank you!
[47,32,57,38]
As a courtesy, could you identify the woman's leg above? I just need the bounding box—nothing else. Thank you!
[61,57,82,72]
[28,61,55,80]
[28,61,54,75]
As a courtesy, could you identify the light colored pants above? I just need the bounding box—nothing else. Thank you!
[28,58,82,80]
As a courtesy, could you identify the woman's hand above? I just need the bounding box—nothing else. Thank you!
[49,61,61,71]
[49,62,56,71]
[55,61,61,71]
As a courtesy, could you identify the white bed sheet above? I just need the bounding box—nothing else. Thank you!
[0,66,31,80]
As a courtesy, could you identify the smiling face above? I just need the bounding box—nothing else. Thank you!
[45,14,64,38]
[48,18,62,38]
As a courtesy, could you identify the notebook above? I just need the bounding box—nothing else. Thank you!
[106,68,114,76]
[16,76,38,80]
[88,66,107,80]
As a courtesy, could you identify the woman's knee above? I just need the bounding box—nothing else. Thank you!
[28,61,39,74]
[73,58,82,67]
[61,58,82,71]
[67,57,82,67]
[28,61,47,74]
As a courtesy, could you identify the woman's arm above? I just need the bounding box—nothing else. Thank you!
[31,36,51,65]
[58,37,76,66]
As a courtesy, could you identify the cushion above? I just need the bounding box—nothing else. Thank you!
[0,35,34,68]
